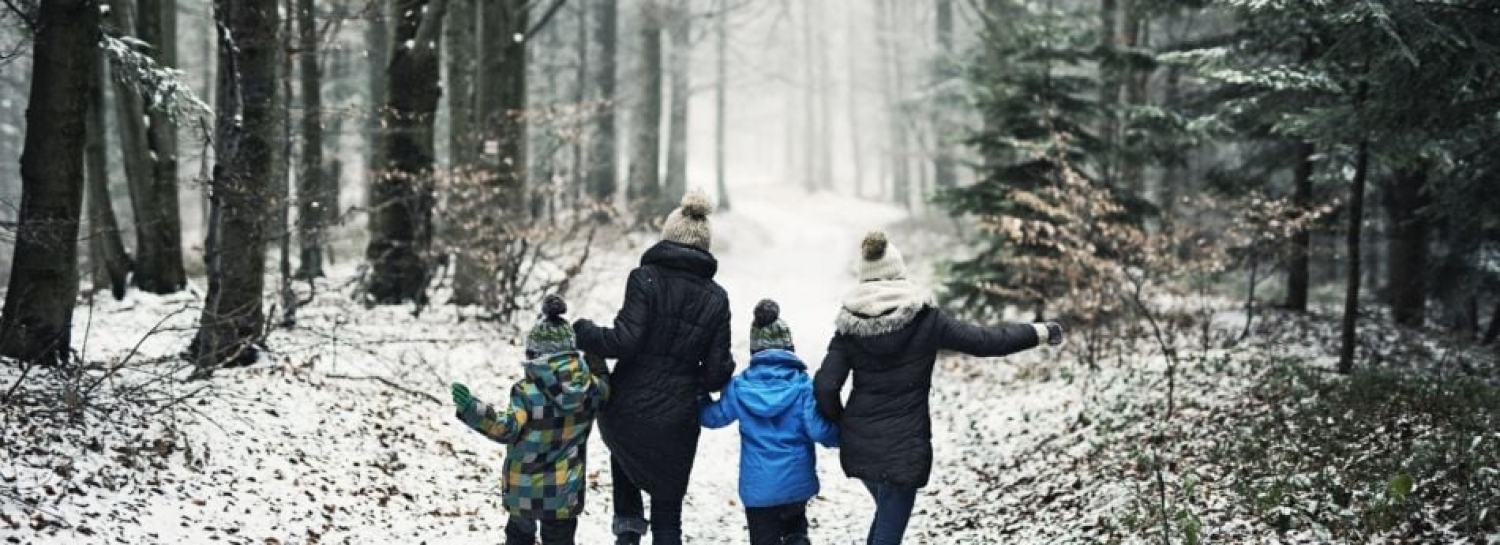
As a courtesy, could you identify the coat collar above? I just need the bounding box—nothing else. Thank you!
[834,279,935,337]
[642,240,719,279]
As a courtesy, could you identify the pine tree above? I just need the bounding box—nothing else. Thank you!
[937,0,1136,321]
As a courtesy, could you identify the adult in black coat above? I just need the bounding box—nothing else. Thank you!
[574,190,735,545]
[814,231,1063,545]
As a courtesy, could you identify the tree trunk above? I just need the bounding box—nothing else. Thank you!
[932,0,956,192]
[1285,142,1315,312]
[135,0,186,294]
[365,0,447,305]
[1098,0,1120,188]
[846,5,864,197]
[445,0,479,305]
[366,2,390,191]
[713,0,729,211]
[800,0,817,193]
[193,0,279,371]
[662,0,690,212]
[452,0,523,307]
[588,0,618,206]
[296,0,327,278]
[1118,0,1148,195]
[0,0,99,365]
[873,0,906,206]
[1338,140,1369,375]
[1384,165,1430,328]
[628,0,663,217]
[86,50,130,301]
[1483,300,1500,346]
[107,3,164,291]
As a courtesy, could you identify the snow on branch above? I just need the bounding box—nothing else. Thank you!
[100,34,212,123]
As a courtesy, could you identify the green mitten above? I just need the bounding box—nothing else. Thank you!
[451,382,474,411]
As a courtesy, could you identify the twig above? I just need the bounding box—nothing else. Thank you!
[325,374,441,404]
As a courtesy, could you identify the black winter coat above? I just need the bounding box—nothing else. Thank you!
[574,241,735,498]
[813,307,1038,489]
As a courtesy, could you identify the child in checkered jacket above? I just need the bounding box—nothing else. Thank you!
[451,295,611,545]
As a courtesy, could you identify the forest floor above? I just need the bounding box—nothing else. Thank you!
[3,186,1499,544]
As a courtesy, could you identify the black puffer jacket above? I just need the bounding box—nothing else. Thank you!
[814,305,1038,489]
[574,241,735,498]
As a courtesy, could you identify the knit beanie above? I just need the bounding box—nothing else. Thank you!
[526,295,576,357]
[661,189,714,252]
[749,299,795,353]
[857,231,908,281]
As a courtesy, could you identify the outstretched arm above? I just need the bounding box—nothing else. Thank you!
[935,311,1045,358]
[574,269,652,359]
[456,384,530,445]
[813,336,853,422]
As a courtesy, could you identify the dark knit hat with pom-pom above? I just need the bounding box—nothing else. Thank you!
[526,294,576,357]
[857,230,908,281]
[661,189,715,252]
[749,299,795,353]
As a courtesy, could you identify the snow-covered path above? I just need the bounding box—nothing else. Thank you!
[3,187,1093,544]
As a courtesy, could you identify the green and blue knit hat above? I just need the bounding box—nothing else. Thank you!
[750,299,794,354]
[526,294,576,357]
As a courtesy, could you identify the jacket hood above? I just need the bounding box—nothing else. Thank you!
[642,241,718,279]
[524,351,592,412]
[734,349,809,418]
[835,279,935,337]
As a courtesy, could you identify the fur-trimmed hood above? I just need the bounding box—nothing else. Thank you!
[834,279,935,337]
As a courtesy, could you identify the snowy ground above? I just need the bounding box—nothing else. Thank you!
[9,187,1484,544]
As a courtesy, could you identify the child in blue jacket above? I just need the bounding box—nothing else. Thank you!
[700,299,839,545]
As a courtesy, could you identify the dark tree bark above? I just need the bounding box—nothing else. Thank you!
[628,0,663,216]
[1285,142,1315,312]
[135,0,186,294]
[364,0,447,305]
[662,0,690,212]
[1339,141,1370,375]
[588,0,618,205]
[86,50,131,301]
[450,0,523,307]
[1483,300,1500,346]
[365,2,390,191]
[296,0,327,278]
[1098,0,1120,188]
[713,0,729,211]
[193,0,279,371]
[443,0,476,303]
[0,0,100,365]
[932,0,956,191]
[1384,165,1430,328]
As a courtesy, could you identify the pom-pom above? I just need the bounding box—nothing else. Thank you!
[542,294,568,322]
[752,299,780,328]
[861,231,888,261]
[679,189,713,219]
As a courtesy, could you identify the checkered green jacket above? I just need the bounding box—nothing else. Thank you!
[459,351,610,520]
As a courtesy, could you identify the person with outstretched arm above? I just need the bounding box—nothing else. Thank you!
[573,190,736,545]
[813,231,1064,545]
[449,295,610,545]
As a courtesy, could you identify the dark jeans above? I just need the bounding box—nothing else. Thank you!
[745,502,811,545]
[861,480,918,545]
[503,517,578,545]
[612,456,685,545]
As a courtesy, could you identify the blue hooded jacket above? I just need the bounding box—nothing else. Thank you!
[700,349,839,508]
